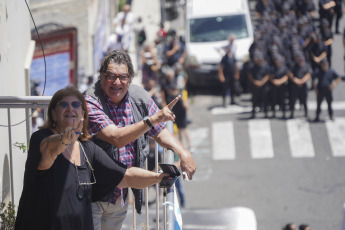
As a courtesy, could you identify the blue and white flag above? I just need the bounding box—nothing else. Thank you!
[174,187,183,230]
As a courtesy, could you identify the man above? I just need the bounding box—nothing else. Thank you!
[289,53,311,119]
[218,46,240,106]
[334,0,343,33]
[248,51,270,118]
[113,4,135,52]
[269,54,289,119]
[84,50,196,230]
[312,58,341,121]
[164,29,186,68]
[318,0,336,28]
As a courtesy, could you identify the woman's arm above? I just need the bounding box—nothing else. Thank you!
[117,167,168,189]
[38,121,82,170]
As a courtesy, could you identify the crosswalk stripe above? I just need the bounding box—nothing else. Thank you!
[287,119,315,158]
[248,119,274,159]
[198,118,345,161]
[211,101,345,115]
[212,121,235,160]
[326,118,345,157]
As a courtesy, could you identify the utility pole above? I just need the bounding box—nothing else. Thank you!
[160,0,166,26]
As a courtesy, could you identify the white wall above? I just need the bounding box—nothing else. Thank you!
[0,0,34,205]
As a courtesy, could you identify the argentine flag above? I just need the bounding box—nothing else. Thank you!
[174,187,183,230]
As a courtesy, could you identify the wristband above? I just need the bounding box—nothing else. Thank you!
[143,116,154,129]
[60,133,71,146]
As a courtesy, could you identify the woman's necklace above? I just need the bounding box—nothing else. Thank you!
[65,144,79,166]
[55,126,63,134]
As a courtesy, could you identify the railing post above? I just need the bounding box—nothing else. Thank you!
[25,108,31,147]
[155,142,160,230]
[7,108,14,204]
[144,160,149,230]
[163,121,175,230]
[132,193,136,230]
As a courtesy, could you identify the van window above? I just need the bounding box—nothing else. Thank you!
[189,14,249,42]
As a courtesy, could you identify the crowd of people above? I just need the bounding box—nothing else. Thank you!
[237,0,343,120]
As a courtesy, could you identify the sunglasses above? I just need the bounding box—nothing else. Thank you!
[104,72,130,83]
[58,101,82,109]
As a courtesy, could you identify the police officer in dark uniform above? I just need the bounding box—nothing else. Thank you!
[320,18,334,66]
[334,0,343,33]
[289,52,311,119]
[312,58,341,121]
[310,31,328,89]
[218,46,239,106]
[248,51,271,118]
[270,54,289,119]
[318,0,336,28]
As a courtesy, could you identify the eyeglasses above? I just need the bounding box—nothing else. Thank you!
[76,144,96,186]
[104,72,130,83]
[75,162,96,186]
[74,143,96,199]
[58,101,82,109]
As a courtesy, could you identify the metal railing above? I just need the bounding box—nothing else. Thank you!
[0,96,177,230]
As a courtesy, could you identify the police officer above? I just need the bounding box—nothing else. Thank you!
[270,54,289,119]
[218,46,240,106]
[248,51,270,118]
[289,52,311,119]
[312,58,341,121]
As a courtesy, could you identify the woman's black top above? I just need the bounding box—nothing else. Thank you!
[15,129,127,230]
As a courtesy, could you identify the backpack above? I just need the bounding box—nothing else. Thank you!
[138,28,146,46]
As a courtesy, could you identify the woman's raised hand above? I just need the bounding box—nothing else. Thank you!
[60,119,83,145]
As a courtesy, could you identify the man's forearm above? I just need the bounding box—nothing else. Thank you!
[96,121,153,148]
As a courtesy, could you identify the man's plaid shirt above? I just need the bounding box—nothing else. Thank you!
[85,90,165,206]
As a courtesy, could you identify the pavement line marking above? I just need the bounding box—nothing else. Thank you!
[326,118,345,157]
[211,101,345,115]
[308,101,345,110]
[287,119,315,158]
[183,225,229,230]
[212,121,235,160]
[248,119,274,159]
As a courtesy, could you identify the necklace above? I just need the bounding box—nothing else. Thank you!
[55,126,63,134]
[65,144,79,166]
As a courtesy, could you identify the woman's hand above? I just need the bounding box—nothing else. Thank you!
[60,118,83,145]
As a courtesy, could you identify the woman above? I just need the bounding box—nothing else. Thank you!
[15,86,168,230]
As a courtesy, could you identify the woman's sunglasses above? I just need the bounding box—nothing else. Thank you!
[58,101,82,109]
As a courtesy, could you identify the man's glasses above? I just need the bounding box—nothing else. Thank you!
[104,72,130,83]
[58,101,82,109]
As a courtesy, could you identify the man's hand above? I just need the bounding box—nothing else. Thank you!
[152,95,181,124]
[179,151,197,180]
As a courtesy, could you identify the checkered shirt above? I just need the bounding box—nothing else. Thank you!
[85,90,165,206]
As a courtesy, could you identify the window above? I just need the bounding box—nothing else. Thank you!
[189,14,249,42]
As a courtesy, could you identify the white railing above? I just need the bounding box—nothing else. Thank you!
[0,96,177,230]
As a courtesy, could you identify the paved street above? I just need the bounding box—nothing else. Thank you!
[125,0,345,229]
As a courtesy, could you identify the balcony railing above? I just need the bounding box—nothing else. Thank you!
[0,96,177,230]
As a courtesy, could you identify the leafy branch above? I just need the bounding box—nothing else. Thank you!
[13,142,28,153]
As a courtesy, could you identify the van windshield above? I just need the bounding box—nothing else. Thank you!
[189,14,249,42]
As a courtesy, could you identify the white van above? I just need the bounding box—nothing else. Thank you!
[185,0,254,88]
